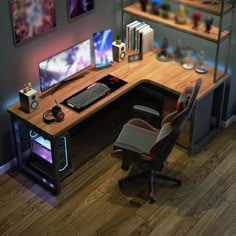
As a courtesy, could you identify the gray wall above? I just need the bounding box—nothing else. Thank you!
[0,0,235,166]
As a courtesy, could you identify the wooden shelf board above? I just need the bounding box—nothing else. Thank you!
[124,3,230,42]
[174,0,233,16]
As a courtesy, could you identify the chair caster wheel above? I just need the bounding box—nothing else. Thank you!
[118,177,126,186]
[149,197,156,204]
[177,179,182,186]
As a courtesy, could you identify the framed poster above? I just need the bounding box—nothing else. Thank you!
[9,0,56,46]
[68,0,95,20]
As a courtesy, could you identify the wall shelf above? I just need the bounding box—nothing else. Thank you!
[174,0,233,15]
[122,0,235,83]
[123,3,230,43]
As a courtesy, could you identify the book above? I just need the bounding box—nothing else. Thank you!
[139,27,154,54]
[130,22,145,50]
[128,21,142,50]
[135,24,150,51]
[126,21,140,49]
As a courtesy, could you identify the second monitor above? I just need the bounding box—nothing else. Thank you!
[93,29,113,68]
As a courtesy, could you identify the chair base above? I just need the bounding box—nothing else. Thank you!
[118,170,182,204]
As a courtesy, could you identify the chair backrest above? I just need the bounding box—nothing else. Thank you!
[150,78,202,170]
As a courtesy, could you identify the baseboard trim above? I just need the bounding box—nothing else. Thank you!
[220,115,236,128]
[0,158,17,175]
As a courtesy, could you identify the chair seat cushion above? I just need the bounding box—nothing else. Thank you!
[114,121,159,153]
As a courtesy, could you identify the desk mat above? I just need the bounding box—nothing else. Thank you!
[62,74,127,112]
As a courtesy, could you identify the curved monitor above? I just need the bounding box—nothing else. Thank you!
[93,29,113,68]
[39,39,91,92]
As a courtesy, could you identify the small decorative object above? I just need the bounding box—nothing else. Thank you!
[151,0,161,15]
[182,47,194,70]
[157,37,173,62]
[205,17,214,34]
[175,5,187,24]
[68,0,95,20]
[160,3,171,19]
[173,40,184,64]
[116,35,122,45]
[192,12,201,30]
[140,0,149,12]
[23,82,32,93]
[9,0,56,46]
[195,50,208,74]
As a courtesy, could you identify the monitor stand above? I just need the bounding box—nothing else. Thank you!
[50,72,88,95]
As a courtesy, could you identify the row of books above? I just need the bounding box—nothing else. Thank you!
[126,20,154,54]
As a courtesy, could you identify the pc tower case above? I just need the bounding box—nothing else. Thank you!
[29,130,71,178]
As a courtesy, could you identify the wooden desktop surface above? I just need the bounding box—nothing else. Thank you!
[7,49,227,139]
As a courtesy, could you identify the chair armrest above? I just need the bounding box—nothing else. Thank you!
[133,105,160,118]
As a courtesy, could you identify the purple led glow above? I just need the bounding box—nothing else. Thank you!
[32,145,52,163]
[42,178,55,189]
[31,141,52,163]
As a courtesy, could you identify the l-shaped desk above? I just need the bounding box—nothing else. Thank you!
[7,49,227,195]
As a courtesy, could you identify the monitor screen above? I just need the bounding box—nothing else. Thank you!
[39,39,91,92]
[93,29,113,68]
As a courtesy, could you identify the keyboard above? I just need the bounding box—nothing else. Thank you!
[66,83,111,110]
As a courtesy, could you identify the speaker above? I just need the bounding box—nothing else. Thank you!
[19,88,39,113]
[43,105,65,124]
[112,41,126,62]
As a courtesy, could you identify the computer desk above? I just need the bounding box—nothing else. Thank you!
[7,49,227,195]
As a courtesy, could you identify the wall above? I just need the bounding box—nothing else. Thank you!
[0,0,122,166]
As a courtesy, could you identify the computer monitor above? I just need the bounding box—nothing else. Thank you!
[93,29,113,68]
[39,39,91,92]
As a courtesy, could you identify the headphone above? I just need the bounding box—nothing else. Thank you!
[43,101,65,124]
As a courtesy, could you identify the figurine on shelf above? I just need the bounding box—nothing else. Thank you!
[195,50,208,74]
[205,17,214,34]
[182,47,194,70]
[157,37,173,62]
[192,12,201,30]
[175,4,187,25]
[173,40,184,64]
[151,0,161,15]
[140,0,149,12]
[160,3,171,19]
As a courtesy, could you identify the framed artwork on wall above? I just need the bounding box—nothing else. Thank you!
[9,0,56,46]
[68,0,95,20]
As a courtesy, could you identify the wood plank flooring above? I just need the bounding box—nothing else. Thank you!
[0,122,236,236]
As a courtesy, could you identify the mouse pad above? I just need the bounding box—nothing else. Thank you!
[62,74,127,112]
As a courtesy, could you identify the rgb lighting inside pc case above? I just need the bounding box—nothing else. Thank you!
[29,130,70,173]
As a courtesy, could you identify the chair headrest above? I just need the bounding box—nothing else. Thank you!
[176,86,193,112]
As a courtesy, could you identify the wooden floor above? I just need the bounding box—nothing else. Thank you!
[1,122,236,236]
